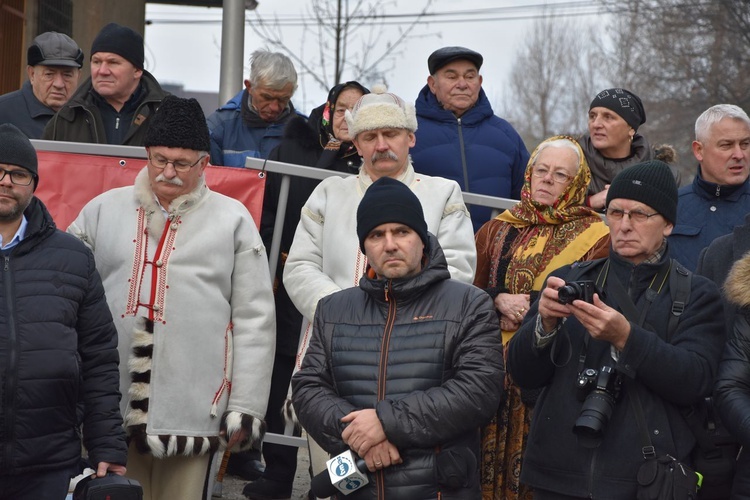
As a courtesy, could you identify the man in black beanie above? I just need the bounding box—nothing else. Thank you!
[292,176,504,498]
[506,160,725,499]
[67,96,276,500]
[43,22,168,146]
[0,123,128,498]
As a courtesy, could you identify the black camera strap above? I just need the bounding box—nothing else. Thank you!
[626,378,657,459]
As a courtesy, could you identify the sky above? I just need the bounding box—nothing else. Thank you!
[143,0,602,115]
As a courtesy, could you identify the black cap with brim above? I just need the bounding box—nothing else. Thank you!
[428,46,483,74]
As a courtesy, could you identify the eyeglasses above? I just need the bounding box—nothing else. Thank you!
[531,166,573,184]
[0,167,35,186]
[148,153,205,172]
[606,208,661,223]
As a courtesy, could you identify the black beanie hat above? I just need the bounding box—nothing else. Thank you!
[91,23,144,69]
[590,88,646,131]
[0,124,38,186]
[144,96,211,152]
[357,177,429,253]
[606,160,677,224]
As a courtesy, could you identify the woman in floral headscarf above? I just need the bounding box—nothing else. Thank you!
[248,81,369,498]
[474,136,610,500]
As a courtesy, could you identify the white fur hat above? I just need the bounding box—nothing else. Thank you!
[345,84,418,138]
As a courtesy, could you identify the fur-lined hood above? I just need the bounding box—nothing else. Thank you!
[725,251,750,307]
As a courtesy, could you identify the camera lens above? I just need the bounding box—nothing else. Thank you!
[557,283,581,305]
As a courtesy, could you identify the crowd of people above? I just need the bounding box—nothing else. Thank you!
[1,20,750,500]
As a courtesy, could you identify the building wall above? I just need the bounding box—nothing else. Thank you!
[0,0,148,95]
[0,0,26,93]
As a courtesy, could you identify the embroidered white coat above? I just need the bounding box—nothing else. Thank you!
[68,168,275,455]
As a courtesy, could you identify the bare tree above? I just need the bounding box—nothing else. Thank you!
[600,0,750,177]
[503,13,604,148]
[248,0,435,96]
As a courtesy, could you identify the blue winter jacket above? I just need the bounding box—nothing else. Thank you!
[411,85,529,231]
[669,166,750,271]
[206,89,303,166]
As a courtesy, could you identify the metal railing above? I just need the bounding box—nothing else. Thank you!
[28,140,519,450]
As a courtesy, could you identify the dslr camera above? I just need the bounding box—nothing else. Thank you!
[557,280,599,305]
[573,365,622,442]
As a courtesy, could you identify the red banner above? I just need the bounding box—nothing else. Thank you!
[35,151,265,231]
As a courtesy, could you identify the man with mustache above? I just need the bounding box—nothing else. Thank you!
[283,87,476,477]
[0,32,82,138]
[411,46,530,231]
[0,123,127,498]
[43,23,168,146]
[67,96,276,500]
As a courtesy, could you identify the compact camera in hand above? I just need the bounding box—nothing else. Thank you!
[557,280,599,305]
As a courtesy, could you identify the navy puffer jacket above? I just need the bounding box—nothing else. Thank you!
[0,197,126,474]
[411,85,529,231]
[292,235,504,499]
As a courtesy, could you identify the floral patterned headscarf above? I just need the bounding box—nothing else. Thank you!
[498,135,600,227]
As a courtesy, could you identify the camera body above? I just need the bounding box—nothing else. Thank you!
[558,280,598,305]
[573,365,622,442]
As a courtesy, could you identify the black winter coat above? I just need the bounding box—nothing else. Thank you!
[508,249,724,499]
[715,252,750,497]
[262,110,360,356]
[292,236,505,499]
[0,197,126,474]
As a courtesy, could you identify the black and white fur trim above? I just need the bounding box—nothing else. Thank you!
[220,411,266,452]
[282,398,301,435]
[124,316,230,458]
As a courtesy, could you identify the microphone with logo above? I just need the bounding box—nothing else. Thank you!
[311,449,370,497]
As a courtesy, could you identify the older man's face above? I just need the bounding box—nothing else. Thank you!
[606,198,673,265]
[693,117,750,186]
[27,65,80,111]
[146,146,207,208]
[245,79,295,123]
[363,222,424,279]
[91,52,143,107]
[427,59,482,118]
[353,128,415,181]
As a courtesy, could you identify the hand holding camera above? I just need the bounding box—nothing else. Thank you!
[539,276,631,351]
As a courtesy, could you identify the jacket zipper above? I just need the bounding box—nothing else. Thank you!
[3,255,18,469]
[377,280,396,499]
[456,117,470,191]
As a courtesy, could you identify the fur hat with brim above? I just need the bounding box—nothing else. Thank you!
[144,95,211,152]
[345,85,417,138]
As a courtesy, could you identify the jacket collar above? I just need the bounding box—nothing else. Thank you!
[692,165,749,200]
[357,162,417,194]
[415,84,494,125]
[133,166,209,234]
